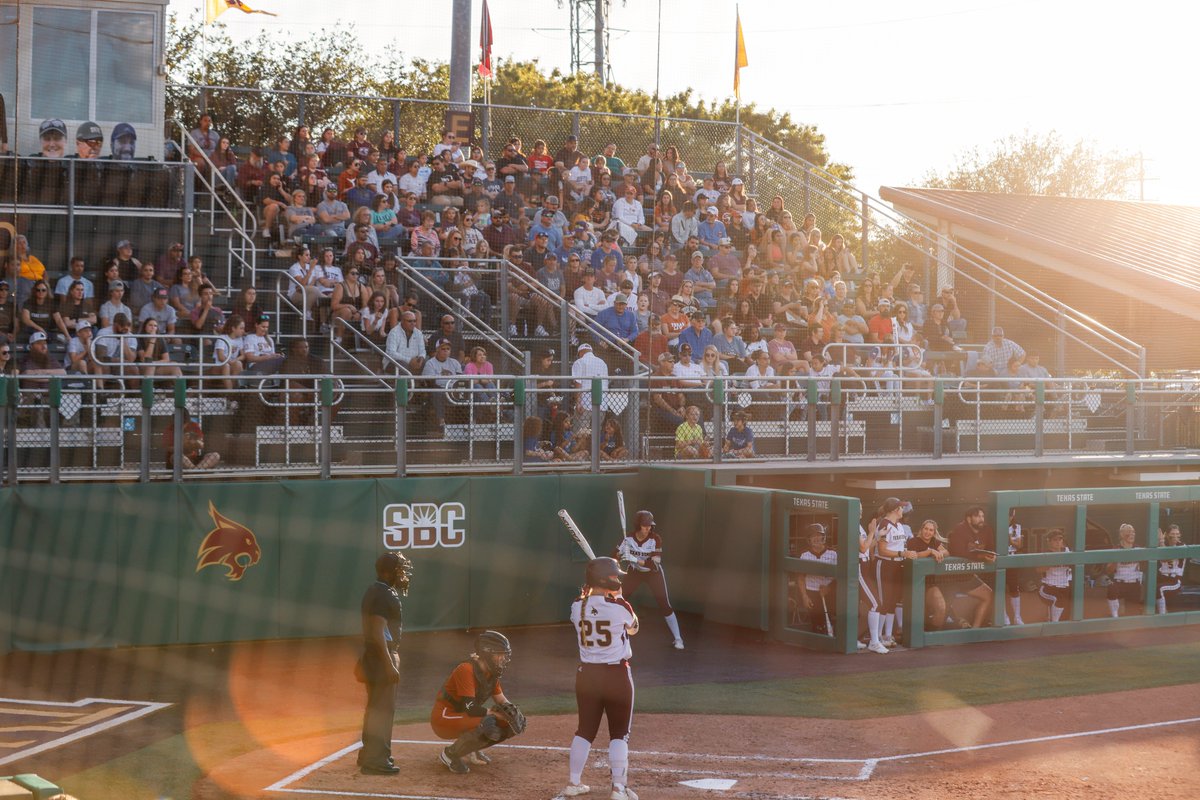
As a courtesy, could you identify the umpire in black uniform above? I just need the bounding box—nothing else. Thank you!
[358,551,413,775]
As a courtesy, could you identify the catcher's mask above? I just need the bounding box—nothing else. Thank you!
[475,630,512,675]
[633,509,655,533]
[376,552,413,596]
[586,557,626,591]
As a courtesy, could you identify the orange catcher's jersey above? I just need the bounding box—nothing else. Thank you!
[571,595,635,664]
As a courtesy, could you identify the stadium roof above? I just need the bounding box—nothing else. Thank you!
[879,186,1200,321]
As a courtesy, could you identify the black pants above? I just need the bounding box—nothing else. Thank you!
[575,662,634,743]
[622,566,674,616]
[359,648,399,768]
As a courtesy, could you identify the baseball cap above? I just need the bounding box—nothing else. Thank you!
[504,175,516,183]
[574,222,588,232]
[29,331,48,344]
[931,303,945,311]
[545,253,559,262]
[154,288,168,298]
[116,239,133,250]
[39,118,67,138]
[112,122,137,141]
[109,280,126,290]
[0,280,8,289]
[878,298,891,306]
[706,206,718,215]
[545,348,557,358]
[882,497,904,515]
[324,184,338,193]
[76,121,103,142]
[76,319,92,331]
[718,237,732,246]
[689,310,706,320]
[546,195,561,204]
[670,294,686,305]
[534,230,549,238]
[461,159,481,170]
[869,346,882,358]
[691,250,704,259]
[578,343,593,353]
[622,167,637,176]
[540,208,553,217]
[613,293,628,305]
[731,178,744,186]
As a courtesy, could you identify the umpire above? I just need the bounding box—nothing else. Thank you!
[357,552,413,775]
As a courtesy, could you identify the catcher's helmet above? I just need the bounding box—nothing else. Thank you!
[633,510,655,531]
[585,557,626,590]
[376,551,413,595]
[475,630,512,675]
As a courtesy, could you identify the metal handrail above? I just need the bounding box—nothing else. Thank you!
[741,129,1145,360]
[88,332,233,370]
[168,118,258,289]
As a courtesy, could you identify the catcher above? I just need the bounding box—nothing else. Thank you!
[614,510,684,649]
[431,630,527,774]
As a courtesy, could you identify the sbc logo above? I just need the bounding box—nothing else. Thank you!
[383,502,466,549]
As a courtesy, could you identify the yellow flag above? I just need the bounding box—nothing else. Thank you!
[734,8,749,100]
[205,0,277,24]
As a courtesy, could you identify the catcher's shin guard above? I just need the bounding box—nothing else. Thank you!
[447,726,494,760]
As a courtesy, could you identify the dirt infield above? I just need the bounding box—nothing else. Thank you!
[4,618,1200,799]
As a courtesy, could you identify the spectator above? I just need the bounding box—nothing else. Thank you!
[93,313,137,371]
[35,118,67,159]
[213,314,246,390]
[128,261,164,313]
[21,331,65,380]
[237,147,267,199]
[589,231,625,273]
[190,284,225,336]
[53,280,96,339]
[364,152,398,194]
[361,292,390,347]
[385,310,427,373]
[344,171,377,213]
[107,241,139,287]
[659,295,689,350]
[20,279,55,342]
[463,345,497,403]
[670,201,699,252]
[331,264,367,337]
[212,137,239,186]
[54,257,94,301]
[265,135,297,177]
[14,236,46,307]
[286,246,327,318]
[137,287,177,335]
[674,405,710,460]
[981,326,1025,370]
[493,175,526,218]
[572,268,607,318]
[312,184,351,235]
[136,318,182,379]
[523,416,558,463]
[723,410,755,458]
[398,157,428,200]
[597,413,628,461]
[428,152,464,208]
[683,252,717,309]
[279,189,316,240]
[346,224,381,266]
[697,206,727,252]
[596,293,639,345]
[906,283,927,327]
[1018,351,1051,381]
[241,314,284,376]
[189,113,220,158]
[767,323,803,372]
[258,170,292,237]
[867,298,894,344]
[570,342,609,413]
[421,338,464,429]
[946,506,996,628]
[677,310,714,356]
[529,210,564,251]
[229,285,262,327]
[434,315,467,364]
[64,319,99,375]
[0,281,15,339]
[348,127,373,163]
[410,211,441,257]
[713,318,749,373]
[370,194,405,243]
[892,302,916,345]
[98,280,133,330]
[565,152,594,207]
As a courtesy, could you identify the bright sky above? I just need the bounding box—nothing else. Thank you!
[176,0,1200,205]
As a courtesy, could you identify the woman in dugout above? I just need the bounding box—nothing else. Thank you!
[907,519,951,630]
[1107,524,1144,617]
[1158,524,1186,614]
[1037,528,1073,622]
[874,497,914,648]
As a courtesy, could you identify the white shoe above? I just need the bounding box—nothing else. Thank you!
[509,324,518,336]
[535,325,549,336]
[882,637,898,648]
[868,641,889,654]
[672,639,685,650]
[1013,617,1025,626]
[467,750,491,765]
[856,640,867,650]
[562,784,591,797]
[611,787,638,800]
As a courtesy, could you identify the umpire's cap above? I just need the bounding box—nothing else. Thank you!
[475,630,512,656]
[586,557,626,590]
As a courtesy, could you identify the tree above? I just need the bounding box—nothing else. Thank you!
[921,131,1138,199]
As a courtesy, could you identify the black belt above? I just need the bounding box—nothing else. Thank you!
[580,660,629,667]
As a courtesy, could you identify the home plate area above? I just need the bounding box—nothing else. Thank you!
[264,738,872,800]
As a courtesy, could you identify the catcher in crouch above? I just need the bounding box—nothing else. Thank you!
[614,509,685,649]
[431,630,527,774]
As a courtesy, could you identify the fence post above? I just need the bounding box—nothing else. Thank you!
[67,160,76,262]
[802,165,810,215]
[320,377,333,480]
[512,378,526,475]
[748,144,756,195]
[182,163,195,256]
[395,377,409,478]
[1125,381,1136,456]
[0,377,13,486]
[830,379,841,461]
[297,95,306,129]
[393,100,403,154]
[559,299,571,375]
[48,378,61,484]
[140,377,154,482]
[932,379,944,459]
[859,191,869,273]
[734,126,743,179]
[713,377,725,464]
[1055,306,1067,377]
[572,111,582,141]
[590,378,602,473]
[499,259,511,337]
[806,379,817,462]
[1034,381,1045,458]
[0,378,6,485]
[172,378,187,482]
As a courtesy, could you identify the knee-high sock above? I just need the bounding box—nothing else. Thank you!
[569,736,591,785]
[883,613,895,639]
[867,610,881,645]
[608,739,629,788]
[1156,597,1166,615]
[895,605,904,631]
[664,612,682,641]
[1010,594,1023,623]
[1107,599,1121,618]
[1049,604,1064,622]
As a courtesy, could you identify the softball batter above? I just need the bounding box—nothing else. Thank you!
[1158,524,1186,614]
[613,510,684,649]
[564,557,640,800]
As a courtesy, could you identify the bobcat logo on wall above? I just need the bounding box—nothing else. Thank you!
[196,501,262,581]
[383,502,467,549]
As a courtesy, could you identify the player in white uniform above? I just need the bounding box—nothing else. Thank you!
[874,498,914,648]
[613,510,684,649]
[1107,524,1143,617]
[564,557,640,800]
[1036,528,1072,622]
[1157,524,1186,614]
[859,514,886,654]
[798,524,838,636]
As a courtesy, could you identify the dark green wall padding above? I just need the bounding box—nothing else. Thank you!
[0,470,788,653]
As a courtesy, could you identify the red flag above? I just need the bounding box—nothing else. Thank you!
[478,0,494,79]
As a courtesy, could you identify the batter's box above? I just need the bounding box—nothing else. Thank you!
[0,696,171,766]
[265,739,875,800]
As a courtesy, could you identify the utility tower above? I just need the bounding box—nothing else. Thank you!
[568,0,613,85]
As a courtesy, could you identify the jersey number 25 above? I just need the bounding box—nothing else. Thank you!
[579,619,613,648]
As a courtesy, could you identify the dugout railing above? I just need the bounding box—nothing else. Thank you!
[3,373,1200,484]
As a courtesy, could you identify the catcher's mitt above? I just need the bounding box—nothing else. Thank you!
[493,701,527,734]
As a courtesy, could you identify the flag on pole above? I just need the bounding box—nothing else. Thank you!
[478,0,494,79]
[205,0,277,24]
[733,7,749,100]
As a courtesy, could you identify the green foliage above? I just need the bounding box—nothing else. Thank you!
[922,130,1138,199]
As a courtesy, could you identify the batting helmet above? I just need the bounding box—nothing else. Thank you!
[585,557,626,590]
[475,630,513,675]
[633,510,655,532]
[805,523,827,542]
